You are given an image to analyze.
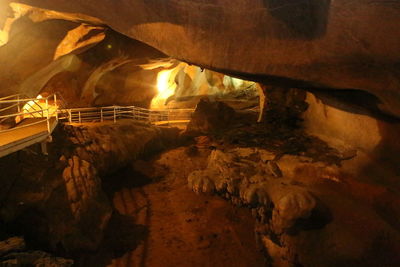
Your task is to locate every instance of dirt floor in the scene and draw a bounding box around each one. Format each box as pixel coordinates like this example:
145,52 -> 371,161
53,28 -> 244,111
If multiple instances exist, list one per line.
75,147 -> 266,267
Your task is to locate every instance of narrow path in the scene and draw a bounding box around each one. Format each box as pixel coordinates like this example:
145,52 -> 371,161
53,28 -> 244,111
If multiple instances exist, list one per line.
0,118 -> 57,157
78,147 -> 265,267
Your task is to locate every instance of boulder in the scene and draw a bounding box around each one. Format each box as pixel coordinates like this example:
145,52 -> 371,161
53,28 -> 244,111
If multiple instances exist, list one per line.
186,99 -> 236,134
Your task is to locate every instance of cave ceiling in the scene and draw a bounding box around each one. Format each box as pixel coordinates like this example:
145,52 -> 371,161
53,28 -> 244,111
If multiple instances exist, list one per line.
0,0 -> 399,117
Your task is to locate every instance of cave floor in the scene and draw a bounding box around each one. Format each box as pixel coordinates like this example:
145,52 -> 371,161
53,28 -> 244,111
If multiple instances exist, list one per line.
76,147 -> 266,267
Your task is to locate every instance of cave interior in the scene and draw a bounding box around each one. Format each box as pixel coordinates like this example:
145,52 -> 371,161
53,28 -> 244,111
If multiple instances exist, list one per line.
0,1 -> 400,266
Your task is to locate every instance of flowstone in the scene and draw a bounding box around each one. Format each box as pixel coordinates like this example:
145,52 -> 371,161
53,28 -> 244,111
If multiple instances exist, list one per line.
187,146 -> 400,266
187,148 -> 319,235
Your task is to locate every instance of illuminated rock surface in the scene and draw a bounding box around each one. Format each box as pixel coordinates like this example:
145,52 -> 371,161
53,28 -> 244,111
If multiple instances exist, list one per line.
0,0 -> 399,266
3,0 -> 400,117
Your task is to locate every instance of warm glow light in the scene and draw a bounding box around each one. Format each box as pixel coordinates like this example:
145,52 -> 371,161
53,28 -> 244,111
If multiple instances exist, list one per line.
21,94 -> 60,119
157,69 -> 173,95
22,94 -> 43,117
151,69 -> 177,108
149,62 -> 258,109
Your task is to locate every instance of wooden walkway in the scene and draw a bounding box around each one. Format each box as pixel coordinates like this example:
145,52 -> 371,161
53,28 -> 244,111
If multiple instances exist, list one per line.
0,118 -> 57,158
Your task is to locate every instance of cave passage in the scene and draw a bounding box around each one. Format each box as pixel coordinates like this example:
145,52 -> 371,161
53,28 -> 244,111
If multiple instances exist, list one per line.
1,1 -> 400,266
75,148 -> 266,267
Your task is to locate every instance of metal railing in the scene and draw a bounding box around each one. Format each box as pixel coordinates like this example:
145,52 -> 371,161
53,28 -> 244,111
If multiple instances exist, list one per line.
63,106 -> 194,125
0,92 -> 194,135
0,94 -> 58,133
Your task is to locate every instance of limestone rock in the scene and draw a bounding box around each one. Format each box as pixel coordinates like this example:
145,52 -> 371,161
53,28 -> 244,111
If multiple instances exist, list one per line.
265,161 -> 283,178
62,155 -> 101,218
187,145 -> 400,266
1,251 -> 73,266
0,237 -> 25,257
242,184 -> 269,207
6,0 -> 400,117
187,148 -> 319,235
0,120 -> 180,253
272,191 -> 317,234
0,237 -> 73,266
187,170 -> 215,194
186,99 -> 236,134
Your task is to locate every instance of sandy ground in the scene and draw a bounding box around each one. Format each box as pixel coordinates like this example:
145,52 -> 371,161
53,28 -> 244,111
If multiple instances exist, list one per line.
76,147 -> 266,267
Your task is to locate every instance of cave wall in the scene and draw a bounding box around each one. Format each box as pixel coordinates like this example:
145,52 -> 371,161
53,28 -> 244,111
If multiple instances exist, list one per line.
94,63 -> 159,107
0,12 -> 168,107
0,17 -> 79,96
302,92 -> 400,188
6,0 -> 400,117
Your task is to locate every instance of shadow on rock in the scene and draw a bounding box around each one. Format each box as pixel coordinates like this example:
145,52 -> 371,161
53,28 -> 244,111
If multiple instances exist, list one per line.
74,212 -> 148,267
102,166 -> 153,198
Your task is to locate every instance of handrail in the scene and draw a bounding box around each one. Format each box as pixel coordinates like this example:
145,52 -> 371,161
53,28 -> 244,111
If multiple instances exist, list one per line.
24,99 -> 43,113
0,93 -> 59,134
0,102 -> 20,113
0,93 -> 57,104
0,94 -> 21,101
63,105 -> 194,125
0,93 -> 193,135
0,118 -> 48,133
0,108 -> 50,119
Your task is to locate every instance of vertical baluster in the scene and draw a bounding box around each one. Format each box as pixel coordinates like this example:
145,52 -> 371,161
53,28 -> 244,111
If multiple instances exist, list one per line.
17,95 -> 20,114
54,94 -> 58,121
46,98 -> 50,133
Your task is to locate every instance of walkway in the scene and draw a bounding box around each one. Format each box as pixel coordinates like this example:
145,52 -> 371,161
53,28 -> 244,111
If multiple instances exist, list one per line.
0,94 -> 58,158
0,94 -> 194,158
0,118 -> 57,158
63,106 -> 194,126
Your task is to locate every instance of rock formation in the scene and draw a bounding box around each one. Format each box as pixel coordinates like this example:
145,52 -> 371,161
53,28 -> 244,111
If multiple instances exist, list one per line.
3,0 -> 400,117
186,99 -> 236,135
0,237 -> 73,266
188,147 -> 400,266
0,0 -> 399,265
0,9 -> 167,106
0,121 -> 180,252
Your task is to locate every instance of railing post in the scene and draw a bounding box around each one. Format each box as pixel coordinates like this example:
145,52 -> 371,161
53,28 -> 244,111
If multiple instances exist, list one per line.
46,98 -> 50,133
113,106 -> 116,123
68,109 -> 72,123
101,108 -> 103,122
41,98 -> 45,118
79,111 -> 81,123
54,94 -> 58,121
17,95 -> 20,114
